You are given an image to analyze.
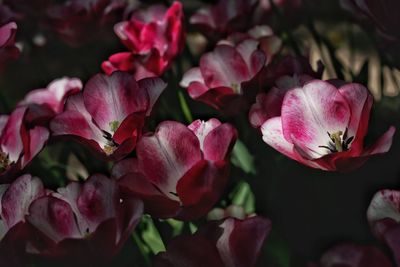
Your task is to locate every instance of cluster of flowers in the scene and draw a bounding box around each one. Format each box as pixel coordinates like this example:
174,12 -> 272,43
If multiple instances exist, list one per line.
0,0 -> 398,266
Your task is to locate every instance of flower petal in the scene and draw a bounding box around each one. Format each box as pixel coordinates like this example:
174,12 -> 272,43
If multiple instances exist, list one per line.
137,77 -> 167,116
136,121 -> 202,199
83,72 -> 149,133
281,80 -> 351,159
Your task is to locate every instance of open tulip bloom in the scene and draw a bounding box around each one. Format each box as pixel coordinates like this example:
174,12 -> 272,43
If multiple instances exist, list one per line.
251,79 -> 395,171
112,119 -> 237,220
0,107 -> 49,182
0,174 -> 143,266
50,71 -> 166,160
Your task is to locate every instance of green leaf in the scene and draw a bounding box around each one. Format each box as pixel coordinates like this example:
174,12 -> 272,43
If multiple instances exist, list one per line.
265,229 -> 291,267
141,216 -> 166,255
231,140 -> 256,175
230,180 -> 256,214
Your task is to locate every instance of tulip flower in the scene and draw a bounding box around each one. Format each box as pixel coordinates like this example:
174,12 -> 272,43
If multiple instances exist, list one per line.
308,243 -> 394,267
367,189 -> 400,265
18,77 -> 82,125
180,40 -> 266,114
153,216 -> 271,267
0,174 -> 45,266
22,174 -> 143,265
254,79 -> 395,171
111,1 -> 184,76
112,119 -> 237,220
0,21 -> 19,70
50,72 -> 166,160
0,107 -> 49,182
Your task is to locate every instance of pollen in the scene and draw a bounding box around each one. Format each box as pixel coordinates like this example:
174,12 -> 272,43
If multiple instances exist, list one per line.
0,151 -> 11,171
103,144 -> 117,156
109,120 -> 120,133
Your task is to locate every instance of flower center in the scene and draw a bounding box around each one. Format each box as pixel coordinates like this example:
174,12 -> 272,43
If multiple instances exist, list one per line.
231,83 -> 241,94
102,131 -> 118,156
0,151 -> 11,172
318,128 -> 354,153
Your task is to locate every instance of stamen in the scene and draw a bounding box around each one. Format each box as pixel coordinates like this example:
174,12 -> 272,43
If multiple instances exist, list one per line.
320,128 -> 354,154
0,151 -> 11,171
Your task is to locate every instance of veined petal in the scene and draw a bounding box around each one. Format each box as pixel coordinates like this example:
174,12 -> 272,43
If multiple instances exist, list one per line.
281,80 -> 351,159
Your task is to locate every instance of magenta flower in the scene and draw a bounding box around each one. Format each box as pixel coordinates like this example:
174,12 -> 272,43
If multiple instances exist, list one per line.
50,72 -> 166,160
367,189 -> 400,265
0,107 -> 49,181
308,243 -> 394,267
0,174 -> 45,266
154,216 -> 271,267
23,174 -> 143,265
112,119 -> 237,220
111,1 -> 184,76
0,21 -> 19,70
256,79 -> 395,171
45,0 -> 126,46
101,51 -> 158,80
18,77 -> 82,125
180,40 -> 266,114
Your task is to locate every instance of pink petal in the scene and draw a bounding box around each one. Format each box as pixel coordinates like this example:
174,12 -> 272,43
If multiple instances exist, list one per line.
27,196 -> 81,242
83,72 -> 149,133
200,44 -> 250,88
188,119 -> 222,151
363,126 -> 396,156
180,67 -> 205,88
1,174 -> 44,229
0,106 -> 26,162
50,93 -> 106,149
367,189 -> 400,239
21,126 -> 49,168
217,216 -> 272,267
203,123 -> 237,162
137,77 -> 167,116
261,117 -> 324,169
338,83 -> 372,152
235,39 -> 266,75
136,121 -> 202,199
281,80 -> 351,159
76,175 -> 118,234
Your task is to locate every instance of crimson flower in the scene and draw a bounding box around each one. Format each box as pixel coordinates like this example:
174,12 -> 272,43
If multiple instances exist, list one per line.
0,174 -> 45,266
180,40 -> 266,114
112,119 -> 237,220
0,21 -> 19,70
50,72 -> 166,160
367,189 -> 400,265
154,216 -> 271,267
18,77 -> 82,125
308,243 -> 394,267
0,107 -> 49,182
106,1 -> 184,77
23,174 -> 143,265
254,79 -> 395,171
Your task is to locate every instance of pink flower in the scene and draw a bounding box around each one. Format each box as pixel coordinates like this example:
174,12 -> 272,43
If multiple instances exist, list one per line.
367,189 -> 400,265
218,25 -> 282,66
0,174 -> 45,266
154,216 -> 271,267
190,0 -> 258,39
180,40 -> 266,114
111,1 -> 184,76
308,243 -> 394,267
101,51 -> 158,80
0,21 -> 19,70
112,119 -> 237,220
50,72 -> 166,160
45,0 -> 127,46
24,174 -> 143,265
255,79 -> 395,171
18,77 -> 82,125
0,107 -> 49,182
